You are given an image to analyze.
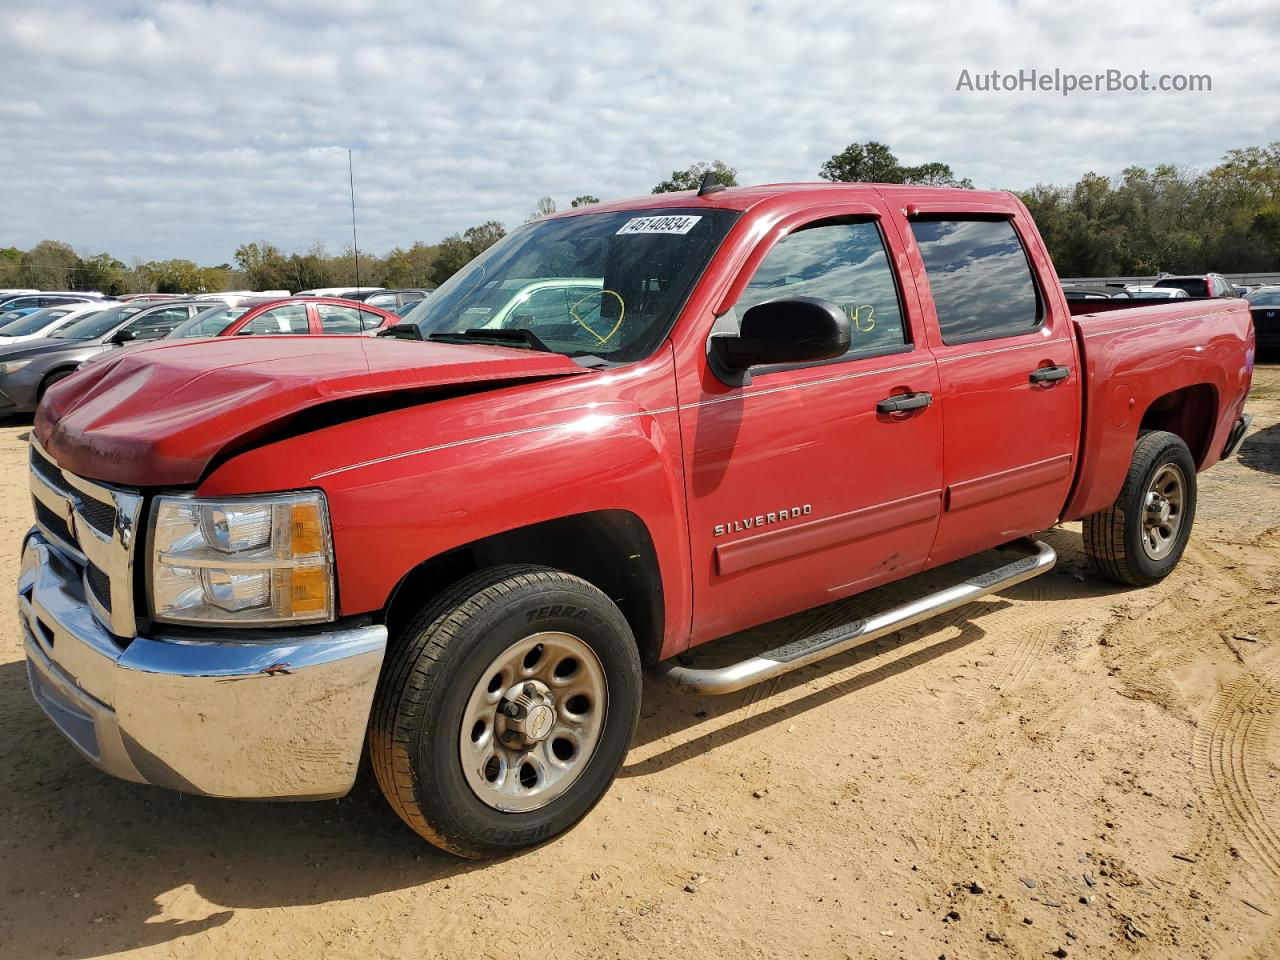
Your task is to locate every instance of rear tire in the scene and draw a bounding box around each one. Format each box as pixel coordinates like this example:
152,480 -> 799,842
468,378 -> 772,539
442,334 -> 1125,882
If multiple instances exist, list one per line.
368,565 -> 641,858
1083,430 -> 1197,586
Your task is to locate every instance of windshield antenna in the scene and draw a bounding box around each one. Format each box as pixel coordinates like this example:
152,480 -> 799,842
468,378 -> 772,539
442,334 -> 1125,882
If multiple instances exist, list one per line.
697,170 -> 726,196
348,149 -> 361,289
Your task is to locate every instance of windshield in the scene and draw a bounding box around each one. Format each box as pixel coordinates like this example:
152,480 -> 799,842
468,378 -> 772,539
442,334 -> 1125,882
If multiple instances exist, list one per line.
52,303 -> 144,339
401,208 -> 739,363
0,306 -> 80,336
169,305 -> 250,338
1247,290 -> 1280,307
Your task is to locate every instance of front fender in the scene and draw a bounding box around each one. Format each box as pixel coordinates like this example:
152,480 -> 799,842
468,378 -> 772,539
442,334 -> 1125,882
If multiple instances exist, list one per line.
199,354 -> 692,657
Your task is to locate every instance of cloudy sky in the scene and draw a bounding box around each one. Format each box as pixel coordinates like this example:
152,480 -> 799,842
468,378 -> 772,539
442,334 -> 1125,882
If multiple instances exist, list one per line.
3,0 -> 1276,265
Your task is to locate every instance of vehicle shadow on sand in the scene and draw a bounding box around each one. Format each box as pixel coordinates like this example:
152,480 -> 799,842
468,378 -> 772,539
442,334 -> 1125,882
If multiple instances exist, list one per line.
0,530 -> 1132,957
624,525 -> 1136,773
1237,420 -> 1280,477
0,655 -> 487,958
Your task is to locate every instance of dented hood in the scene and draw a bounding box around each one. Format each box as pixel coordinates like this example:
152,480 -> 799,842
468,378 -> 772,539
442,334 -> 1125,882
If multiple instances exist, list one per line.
35,335 -> 587,486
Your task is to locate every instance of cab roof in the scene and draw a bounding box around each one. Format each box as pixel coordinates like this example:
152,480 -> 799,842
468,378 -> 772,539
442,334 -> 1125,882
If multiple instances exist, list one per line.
545,182 -> 1013,219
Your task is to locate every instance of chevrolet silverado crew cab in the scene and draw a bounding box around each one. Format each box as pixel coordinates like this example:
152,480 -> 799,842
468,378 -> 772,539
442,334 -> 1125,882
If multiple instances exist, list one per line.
21,183 -> 1254,858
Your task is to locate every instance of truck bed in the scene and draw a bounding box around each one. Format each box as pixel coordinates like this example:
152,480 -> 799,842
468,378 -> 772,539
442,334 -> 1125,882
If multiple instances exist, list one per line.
1063,297 -> 1254,521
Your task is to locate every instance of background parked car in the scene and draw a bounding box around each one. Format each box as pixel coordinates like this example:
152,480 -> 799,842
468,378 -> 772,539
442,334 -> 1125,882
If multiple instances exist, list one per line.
0,301 -> 110,345
1124,285 -> 1191,299
1153,273 -> 1238,297
0,292 -> 105,318
0,300 -> 202,413
224,297 -> 396,335
1062,284 -> 1132,301
362,288 -> 431,309
394,299 -> 427,317
1246,285 -> 1280,353
293,286 -> 386,300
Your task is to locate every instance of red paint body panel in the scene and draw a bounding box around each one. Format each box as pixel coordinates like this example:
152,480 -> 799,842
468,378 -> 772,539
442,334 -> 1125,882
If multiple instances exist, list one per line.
35,336 -> 588,487
1061,299 -> 1254,520
31,183 -> 1254,660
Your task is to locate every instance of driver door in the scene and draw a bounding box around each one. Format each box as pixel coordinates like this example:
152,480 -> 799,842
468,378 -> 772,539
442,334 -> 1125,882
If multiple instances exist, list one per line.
677,206 -> 945,642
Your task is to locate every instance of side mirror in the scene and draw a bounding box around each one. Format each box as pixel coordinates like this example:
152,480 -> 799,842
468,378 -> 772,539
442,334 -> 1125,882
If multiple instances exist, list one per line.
376,322 -> 424,341
109,328 -> 135,345
707,296 -> 850,386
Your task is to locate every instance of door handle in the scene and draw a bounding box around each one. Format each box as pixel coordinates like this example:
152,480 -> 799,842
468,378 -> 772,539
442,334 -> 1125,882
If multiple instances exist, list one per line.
1029,365 -> 1070,384
876,391 -> 933,415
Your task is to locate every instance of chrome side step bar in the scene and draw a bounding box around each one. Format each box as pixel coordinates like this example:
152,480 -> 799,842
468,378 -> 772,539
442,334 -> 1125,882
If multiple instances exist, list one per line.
656,539 -> 1057,695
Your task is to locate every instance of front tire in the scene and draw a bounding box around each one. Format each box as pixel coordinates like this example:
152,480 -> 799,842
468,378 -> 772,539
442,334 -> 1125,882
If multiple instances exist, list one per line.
368,565 -> 641,858
38,369 -> 73,403
1083,430 -> 1197,586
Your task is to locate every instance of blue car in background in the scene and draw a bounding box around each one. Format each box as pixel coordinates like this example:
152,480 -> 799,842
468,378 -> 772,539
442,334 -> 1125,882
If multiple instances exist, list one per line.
0,292 -> 105,321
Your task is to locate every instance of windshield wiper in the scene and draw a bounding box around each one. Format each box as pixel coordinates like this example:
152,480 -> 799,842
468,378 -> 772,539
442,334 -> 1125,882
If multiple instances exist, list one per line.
427,328 -> 553,353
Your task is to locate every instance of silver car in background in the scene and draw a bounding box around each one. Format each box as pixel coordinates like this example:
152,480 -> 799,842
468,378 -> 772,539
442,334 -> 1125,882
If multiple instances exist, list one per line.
0,300 -> 203,414
0,302 -> 111,346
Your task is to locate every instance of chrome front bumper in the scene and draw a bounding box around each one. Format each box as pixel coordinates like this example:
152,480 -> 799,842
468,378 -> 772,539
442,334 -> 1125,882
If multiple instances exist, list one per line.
19,531 -> 388,800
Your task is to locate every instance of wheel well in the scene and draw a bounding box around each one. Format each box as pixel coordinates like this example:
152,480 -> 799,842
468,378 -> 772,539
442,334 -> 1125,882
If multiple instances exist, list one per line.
383,510 -> 665,665
38,366 -> 77,398
1139,383 -> 1218,467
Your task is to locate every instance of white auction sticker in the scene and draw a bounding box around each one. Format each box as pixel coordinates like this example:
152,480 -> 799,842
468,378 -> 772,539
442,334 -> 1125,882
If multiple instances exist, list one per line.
616,215 -> 702,236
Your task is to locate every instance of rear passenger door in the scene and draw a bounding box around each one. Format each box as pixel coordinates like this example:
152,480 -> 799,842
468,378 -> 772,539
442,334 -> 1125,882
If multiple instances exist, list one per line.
898,210 -> 1080,566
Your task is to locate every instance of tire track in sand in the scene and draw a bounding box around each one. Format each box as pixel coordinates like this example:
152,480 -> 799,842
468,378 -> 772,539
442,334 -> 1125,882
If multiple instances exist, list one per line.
1195,668 -> 1280,882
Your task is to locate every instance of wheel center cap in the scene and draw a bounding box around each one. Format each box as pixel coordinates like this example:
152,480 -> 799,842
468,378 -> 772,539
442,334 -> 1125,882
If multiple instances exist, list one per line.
500,680 -> 557,745
1146,494 -> 1170,524
526,704 -> 555,742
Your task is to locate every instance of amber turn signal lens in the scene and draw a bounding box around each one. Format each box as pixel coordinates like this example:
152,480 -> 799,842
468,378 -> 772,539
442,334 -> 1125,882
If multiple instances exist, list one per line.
281,567 -> 329,615
290,503 -> 325,556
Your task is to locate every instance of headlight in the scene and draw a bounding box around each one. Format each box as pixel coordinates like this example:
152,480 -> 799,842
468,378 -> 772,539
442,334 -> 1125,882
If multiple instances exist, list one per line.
149,491 -> 334,626
0,359 -> 32,375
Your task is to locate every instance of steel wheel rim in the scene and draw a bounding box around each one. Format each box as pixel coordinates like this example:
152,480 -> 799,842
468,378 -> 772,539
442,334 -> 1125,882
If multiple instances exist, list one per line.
1140,463 -> 1186,560
459,631 -> 607,813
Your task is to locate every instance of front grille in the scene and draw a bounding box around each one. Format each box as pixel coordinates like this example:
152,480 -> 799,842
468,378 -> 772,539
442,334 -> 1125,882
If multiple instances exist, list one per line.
78,496 -> 117,537
86,563 -> 112,612
31,447 -> 66,492
33,498 -> 74,547
29,441 -> 142,638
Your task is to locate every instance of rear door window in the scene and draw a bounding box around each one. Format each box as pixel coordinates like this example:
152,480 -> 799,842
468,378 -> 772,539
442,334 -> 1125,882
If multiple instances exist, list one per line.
242,304 -> 310,335
125,306 -> 191,340
316,304 -> 368,334
909,218 -> 1042,345
736,220 -> 909,362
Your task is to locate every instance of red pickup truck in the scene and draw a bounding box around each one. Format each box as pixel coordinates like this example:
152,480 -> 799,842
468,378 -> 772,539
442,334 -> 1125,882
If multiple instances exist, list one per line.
22,183 -> 1254,858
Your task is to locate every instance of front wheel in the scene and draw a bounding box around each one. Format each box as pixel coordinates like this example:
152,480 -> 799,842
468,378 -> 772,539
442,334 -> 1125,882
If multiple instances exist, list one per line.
368,565 -> 641,858
1083,430 -> 1197,586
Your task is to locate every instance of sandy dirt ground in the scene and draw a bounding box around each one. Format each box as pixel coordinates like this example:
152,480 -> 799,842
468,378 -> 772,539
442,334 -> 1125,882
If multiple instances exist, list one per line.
1,366 -> 1278,960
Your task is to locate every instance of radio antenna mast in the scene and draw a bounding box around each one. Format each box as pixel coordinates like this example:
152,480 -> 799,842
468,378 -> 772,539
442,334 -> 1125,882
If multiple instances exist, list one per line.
348,149 -> 361,289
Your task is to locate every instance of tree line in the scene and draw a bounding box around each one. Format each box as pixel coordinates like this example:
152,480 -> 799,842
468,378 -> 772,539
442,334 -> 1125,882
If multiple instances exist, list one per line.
3,142 -> 1276,294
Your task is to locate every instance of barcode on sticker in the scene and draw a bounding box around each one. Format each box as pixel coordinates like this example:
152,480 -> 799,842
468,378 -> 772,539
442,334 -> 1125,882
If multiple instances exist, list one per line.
616,215 -> 702,236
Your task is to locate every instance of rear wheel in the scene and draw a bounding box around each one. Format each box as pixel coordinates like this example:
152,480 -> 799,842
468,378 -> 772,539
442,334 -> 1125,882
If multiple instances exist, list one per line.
1083,430 -> 1197,586
368,565 -> 641,858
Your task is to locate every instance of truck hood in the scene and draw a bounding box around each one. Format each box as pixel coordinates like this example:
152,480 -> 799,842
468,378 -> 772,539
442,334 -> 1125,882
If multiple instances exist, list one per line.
35,335 -> 588,486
